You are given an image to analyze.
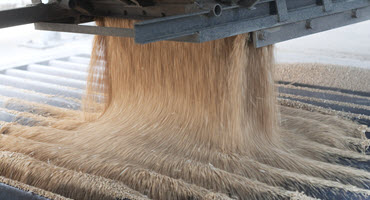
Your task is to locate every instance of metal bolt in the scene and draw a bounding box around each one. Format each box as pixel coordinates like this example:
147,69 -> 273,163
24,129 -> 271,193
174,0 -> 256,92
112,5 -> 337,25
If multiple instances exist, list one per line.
305,20 -> 313,29
257,31 -> 266,41
351,9 -> 358,18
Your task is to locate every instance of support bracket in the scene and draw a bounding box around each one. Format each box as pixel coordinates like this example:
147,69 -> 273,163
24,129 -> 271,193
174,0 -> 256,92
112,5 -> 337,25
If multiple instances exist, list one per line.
275,0 -> 288,22
322,0 -> 333,12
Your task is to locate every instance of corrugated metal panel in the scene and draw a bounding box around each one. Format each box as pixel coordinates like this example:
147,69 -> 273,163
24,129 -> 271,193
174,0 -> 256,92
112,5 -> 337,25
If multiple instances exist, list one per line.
0,54 -> 89,126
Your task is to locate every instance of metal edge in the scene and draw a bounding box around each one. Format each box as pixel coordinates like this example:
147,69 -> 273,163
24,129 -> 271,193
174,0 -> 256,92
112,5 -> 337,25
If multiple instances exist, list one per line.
253,5 -> 370,47
0,183 -> 51,200
134,0 -> 370,44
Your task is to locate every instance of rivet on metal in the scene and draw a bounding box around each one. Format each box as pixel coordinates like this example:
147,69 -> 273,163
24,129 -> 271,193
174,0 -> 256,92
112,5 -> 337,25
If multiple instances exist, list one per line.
305,20 -> 313,29
257,31 -> 266,41
351,9 -> 358,18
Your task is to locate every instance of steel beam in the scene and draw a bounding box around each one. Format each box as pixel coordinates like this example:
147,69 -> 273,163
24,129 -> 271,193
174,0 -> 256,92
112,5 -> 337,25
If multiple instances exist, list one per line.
0,4 -> 75,29
239,0 -> 261,8
16,0 -> 370,48
134,0 -> 370,44
35,22 -> 135,37
275,0 -> 288,22
252,5 -> 370,47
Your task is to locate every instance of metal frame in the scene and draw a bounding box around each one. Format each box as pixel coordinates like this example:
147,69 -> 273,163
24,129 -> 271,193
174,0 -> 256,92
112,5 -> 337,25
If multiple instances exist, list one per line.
35,23 -> 134,37
1,0 -> 370,47
0,3 -> 78,29
253,5 -> 370,47
239,0 -> 261,7
133,0 -> 370,44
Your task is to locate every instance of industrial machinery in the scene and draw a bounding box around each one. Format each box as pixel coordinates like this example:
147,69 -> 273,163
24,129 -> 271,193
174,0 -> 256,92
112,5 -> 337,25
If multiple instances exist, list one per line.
1,0 -> 370,47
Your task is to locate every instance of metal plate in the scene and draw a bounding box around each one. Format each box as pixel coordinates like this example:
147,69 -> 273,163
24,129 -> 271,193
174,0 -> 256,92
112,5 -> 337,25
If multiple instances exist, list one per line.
0,183 -> 50,200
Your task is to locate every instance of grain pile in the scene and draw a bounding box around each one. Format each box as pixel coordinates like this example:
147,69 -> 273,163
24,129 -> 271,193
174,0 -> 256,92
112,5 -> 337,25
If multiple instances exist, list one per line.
276,63 -> 370,93
0,18 -> 369,200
